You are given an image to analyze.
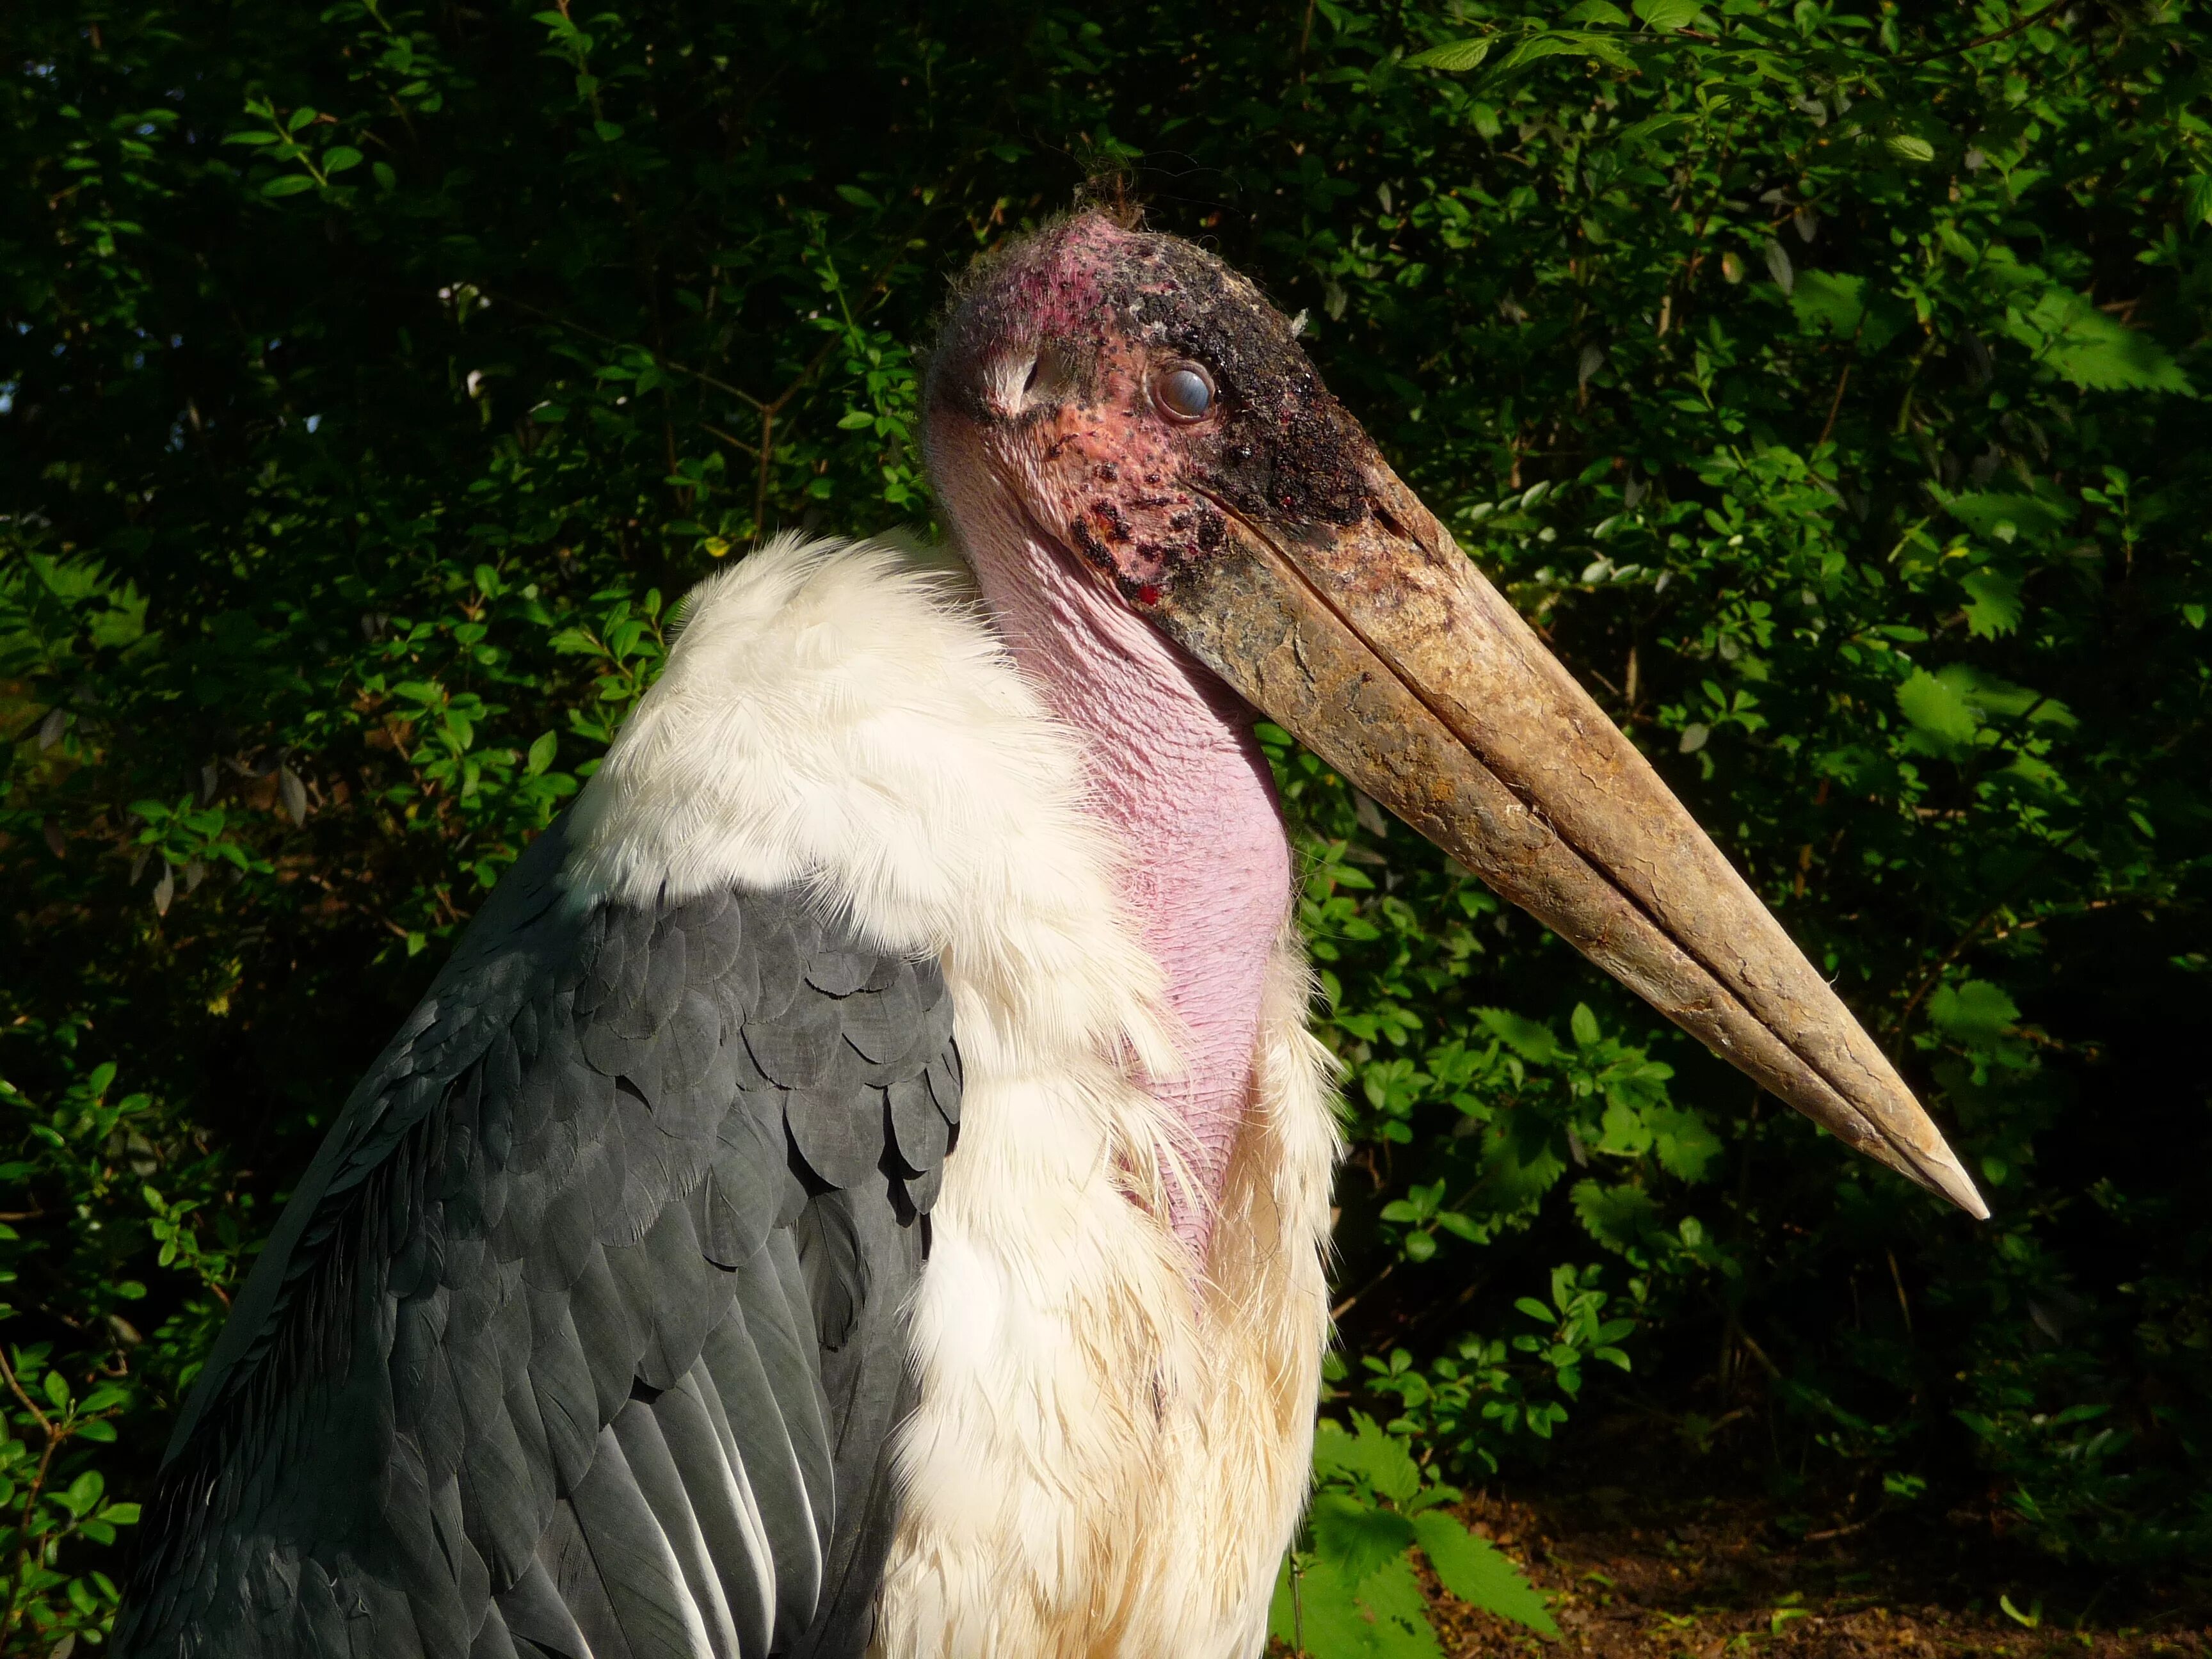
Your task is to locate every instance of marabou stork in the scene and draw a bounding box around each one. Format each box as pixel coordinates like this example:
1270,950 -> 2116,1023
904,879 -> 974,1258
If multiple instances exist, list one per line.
120,213 -> 1984,1659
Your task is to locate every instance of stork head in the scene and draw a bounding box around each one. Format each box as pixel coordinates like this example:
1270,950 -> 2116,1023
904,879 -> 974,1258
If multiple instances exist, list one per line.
926,212 -> 1985,1218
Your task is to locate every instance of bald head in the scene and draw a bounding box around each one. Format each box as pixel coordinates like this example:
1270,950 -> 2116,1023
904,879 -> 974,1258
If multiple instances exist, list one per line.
927,214 -> 1381,609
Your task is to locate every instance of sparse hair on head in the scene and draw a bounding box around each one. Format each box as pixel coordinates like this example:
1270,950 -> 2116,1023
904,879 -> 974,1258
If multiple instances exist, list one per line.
1073,161 -> 1146,230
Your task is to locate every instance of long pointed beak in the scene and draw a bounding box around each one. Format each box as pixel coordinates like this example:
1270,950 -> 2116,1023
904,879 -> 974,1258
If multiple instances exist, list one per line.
1154,460 -> 1987,1219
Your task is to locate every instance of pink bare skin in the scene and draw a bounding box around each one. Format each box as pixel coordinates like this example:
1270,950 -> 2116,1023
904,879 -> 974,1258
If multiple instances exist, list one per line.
932,447 -> 1290,1263
927,230 -> 1292,1263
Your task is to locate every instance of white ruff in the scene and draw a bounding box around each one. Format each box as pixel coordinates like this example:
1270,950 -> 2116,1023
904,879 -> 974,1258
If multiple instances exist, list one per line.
566,535 -> 1342,1658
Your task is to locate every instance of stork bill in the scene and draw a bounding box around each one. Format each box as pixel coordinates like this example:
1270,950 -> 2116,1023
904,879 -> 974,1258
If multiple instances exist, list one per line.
120,212 -> 1978,1659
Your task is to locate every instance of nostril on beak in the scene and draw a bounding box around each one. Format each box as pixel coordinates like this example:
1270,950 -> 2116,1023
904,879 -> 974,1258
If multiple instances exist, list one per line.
1022,357 -> 1041,396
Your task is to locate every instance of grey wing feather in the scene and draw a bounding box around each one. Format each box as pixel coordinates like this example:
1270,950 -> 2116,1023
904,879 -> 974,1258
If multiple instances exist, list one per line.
118,810 -> 961,1659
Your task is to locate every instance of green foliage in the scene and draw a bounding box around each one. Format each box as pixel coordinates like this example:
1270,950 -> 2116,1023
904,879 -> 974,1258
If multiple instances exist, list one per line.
3,0 -> 2210,1641
1270,1414 -> 1558,1655
0,1058 -> 240,1650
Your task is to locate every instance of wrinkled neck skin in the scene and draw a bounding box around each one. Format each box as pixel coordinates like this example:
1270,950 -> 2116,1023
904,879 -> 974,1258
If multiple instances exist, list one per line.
952,493 -> 1292,1265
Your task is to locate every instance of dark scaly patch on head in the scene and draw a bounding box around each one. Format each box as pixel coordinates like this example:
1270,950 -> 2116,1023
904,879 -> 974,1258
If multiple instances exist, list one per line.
1086,232 -> 1374,530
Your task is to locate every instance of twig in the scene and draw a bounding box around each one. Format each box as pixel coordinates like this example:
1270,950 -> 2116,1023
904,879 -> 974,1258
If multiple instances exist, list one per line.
700,421 -> 760,458
1985,897 -> 2121,944
1735,1326 -> 1783,1379
495,296 -> 769,409
1816,363 -> 1851,449
1331,1262 -> 1395,1322
0,1345 -> 63,1645
498,266 -> 885,545
1888,832 -> 2081,1036
1903,0 -> 2074,65
1803,1516 -> 1875,1543
0,1346 -> 51,1434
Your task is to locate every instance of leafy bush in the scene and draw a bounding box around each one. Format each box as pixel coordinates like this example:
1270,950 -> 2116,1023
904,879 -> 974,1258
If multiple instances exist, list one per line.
1272,1415 -> 1559,1656
3,0 -> 2209,1646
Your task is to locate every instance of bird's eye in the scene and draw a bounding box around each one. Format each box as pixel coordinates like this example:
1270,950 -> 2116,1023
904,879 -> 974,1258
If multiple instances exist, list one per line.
1152,362 -> 1215,423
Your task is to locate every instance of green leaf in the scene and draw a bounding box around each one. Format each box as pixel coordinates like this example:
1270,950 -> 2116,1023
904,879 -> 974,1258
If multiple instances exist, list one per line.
1411,1511 -> 1560,1637
835,183 -> 883,210
1310,1492 -> 1417,1582
1493,33 -> 1606,76
1564,0 -> 1631,21
2184,173 -> 2212,228
1406,36 -> 1492,71
1597,1098 -> 1652,1155
1896,669 -> 1979,748
1885,133 -> 1936,164
1946,492 -> 2072,543
1475,1007 -> 1558,1063
526,731 -> 558,775
1632,0 -> 1699,30
1899,663 -> 2073,749
1617,113 -> 1690,147
2003,287 -> 2193,393
322,146 -> 364,174
1960,570 -> 2024,638
1928,979 -> 2019,1045
1648,1106 -> 1722,1182
1273,1552 -> 1445,1658
1569,1004 -> 1600,1047
1572,1179 -> 1663,1253
1313,1416 -> 1423,1504
260,173 -> 316,198
1436,1210 -> 1482,1242
1789,270 -> 1903,353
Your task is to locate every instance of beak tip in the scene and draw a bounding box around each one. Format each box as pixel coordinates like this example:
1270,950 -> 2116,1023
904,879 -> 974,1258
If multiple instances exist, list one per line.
1910,1141 -> 1991,1221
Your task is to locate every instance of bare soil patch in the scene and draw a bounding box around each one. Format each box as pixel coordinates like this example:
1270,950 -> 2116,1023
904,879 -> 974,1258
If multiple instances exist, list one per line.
1408,1483 -> 2206,1659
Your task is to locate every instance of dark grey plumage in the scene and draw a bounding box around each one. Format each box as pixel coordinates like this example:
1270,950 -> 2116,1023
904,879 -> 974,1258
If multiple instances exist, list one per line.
118,815 -> 959,1659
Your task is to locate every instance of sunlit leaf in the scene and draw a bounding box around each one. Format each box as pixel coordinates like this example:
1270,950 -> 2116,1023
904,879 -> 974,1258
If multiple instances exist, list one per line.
1310,1493 -> 1416,1582
1928,979 -> 2019,1044
2004,287 -> 2193,393
1406,37 -> 1491,71
1632,0 -> 1699,29
1411,1511 -> 1560,1636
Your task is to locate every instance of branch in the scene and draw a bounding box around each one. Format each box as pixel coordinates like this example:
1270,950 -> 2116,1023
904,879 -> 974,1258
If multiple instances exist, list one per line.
0,1347 -> 51,1436
1816,362 -> 1852,449
1903,0 -> 2076,66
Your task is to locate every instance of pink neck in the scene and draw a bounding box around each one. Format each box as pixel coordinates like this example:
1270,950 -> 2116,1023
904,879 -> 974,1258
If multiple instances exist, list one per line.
967,522 -> 1293,1263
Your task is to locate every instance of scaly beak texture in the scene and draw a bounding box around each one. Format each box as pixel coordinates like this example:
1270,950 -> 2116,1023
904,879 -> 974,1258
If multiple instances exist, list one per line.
1155,459 -> 1987,1219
